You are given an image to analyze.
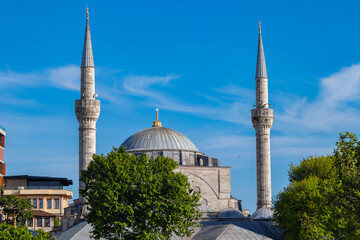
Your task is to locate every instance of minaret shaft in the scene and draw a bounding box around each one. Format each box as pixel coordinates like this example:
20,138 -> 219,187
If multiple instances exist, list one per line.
81,68 -> 96,99
255,78 -> 269,108
75,11 -> 100,204
252,26 -> 273,211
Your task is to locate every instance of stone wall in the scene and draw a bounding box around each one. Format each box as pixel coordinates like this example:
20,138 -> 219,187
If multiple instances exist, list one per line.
176,166 -> 238,211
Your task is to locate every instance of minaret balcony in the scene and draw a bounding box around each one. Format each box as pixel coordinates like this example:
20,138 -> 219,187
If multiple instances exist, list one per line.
251,108 -> 274,129
75,99 -> 100,121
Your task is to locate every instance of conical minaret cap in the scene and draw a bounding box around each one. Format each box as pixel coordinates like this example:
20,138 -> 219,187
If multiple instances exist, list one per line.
81,7 -> 94,68
255,22 -> 267,79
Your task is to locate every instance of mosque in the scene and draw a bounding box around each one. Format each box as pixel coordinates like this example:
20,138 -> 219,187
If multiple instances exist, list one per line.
56,9 -> 282,240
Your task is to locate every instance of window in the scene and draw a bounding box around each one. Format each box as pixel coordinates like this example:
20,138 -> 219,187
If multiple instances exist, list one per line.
39,199 -> 43,208
33,199 -> 37,208
44,218 -> 50,227
0,134 -> 4,148
28,218 -> 33,227
37,218 -> 42,227
55,199 -> 59,209
47,199 -> 52,209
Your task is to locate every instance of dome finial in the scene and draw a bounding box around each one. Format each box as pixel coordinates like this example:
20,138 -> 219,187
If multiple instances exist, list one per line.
152,108 -> 162,127
258,20 -> 261,33
86,6 -> 89,20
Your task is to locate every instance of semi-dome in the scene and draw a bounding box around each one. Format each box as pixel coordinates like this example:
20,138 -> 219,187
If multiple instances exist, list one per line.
121,109 -> 198,152
122,126 -> 198,152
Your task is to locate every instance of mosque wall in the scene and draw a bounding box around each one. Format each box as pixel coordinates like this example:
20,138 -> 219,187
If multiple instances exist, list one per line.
176,166 -> 236,211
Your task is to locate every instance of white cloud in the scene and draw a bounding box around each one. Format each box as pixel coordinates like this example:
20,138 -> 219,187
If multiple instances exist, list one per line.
123,74 -> 180,95
47,65 -> 79,91
319,63 -> 360,105
122,75 -> 253,124
122,74 -> 210,113
0,65 -> 80,91
0,69 -> 45,88
275,63 -> 360,134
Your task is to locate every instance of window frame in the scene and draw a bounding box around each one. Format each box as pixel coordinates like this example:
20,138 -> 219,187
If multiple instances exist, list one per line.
33,199 -> 37,208
54,199 -> 60,209
47,199 -> 52,209
28,218 -> 33,227
37,218 -> 42,227
44,217 -> 50,227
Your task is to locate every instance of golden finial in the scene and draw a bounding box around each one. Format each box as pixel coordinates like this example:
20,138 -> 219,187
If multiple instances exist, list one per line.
258,21 -> 261,33
152,108 -> 162,127
86,6 -> 89,20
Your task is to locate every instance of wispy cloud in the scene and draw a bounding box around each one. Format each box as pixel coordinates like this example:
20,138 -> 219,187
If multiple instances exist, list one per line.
276,63 -> 360,133
0,70 -> 45,88
123,74 -> 180,97
123,74 -> 211,113
0,65 -> 80,91
122,74 -> 253,124
3,62 -> 360,134
47,65 -> 79,90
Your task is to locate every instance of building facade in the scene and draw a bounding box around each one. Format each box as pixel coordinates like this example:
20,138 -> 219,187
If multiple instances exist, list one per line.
0,125 -> 6,188
3,175 -> 73,232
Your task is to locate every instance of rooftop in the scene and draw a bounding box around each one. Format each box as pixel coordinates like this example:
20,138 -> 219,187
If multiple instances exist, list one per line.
5,175 -> 73,186
31,210 -> 57,217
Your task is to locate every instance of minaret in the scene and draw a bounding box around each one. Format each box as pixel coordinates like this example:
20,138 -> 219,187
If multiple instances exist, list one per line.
251,22 -> 274,220
75,8 -> 100,204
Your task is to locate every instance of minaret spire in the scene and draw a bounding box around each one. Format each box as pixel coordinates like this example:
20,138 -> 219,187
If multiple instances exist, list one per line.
75,7 -> 100,204
255,21 -> 267,80
251,23 -> 274,220
81,7 -> 94,68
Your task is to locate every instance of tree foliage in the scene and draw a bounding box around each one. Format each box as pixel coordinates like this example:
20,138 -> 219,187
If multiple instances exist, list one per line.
80,147 -> 201,240
0,195 -> 33,227
274,132 -> 360,240
54,216 -> 60,227
333,132 -> 360,236
0,222 -> 53,239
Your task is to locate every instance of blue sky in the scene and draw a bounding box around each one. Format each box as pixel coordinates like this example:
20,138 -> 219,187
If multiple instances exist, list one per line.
1,0 -> 360,213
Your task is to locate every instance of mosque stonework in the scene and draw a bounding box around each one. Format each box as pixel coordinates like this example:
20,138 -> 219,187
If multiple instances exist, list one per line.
75,9 -> 100,204
251,23 -> 274,219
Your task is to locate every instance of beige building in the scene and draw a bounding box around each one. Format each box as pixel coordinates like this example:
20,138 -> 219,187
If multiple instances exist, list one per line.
3,175 -> 73,232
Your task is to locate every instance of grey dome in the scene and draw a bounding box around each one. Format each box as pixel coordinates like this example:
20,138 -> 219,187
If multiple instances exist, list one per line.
122,126 -> 199,152
251,207 -> 274,220
218,208 -> 246,219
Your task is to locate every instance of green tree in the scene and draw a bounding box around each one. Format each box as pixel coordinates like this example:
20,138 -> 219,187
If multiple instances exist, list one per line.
333,132 -> 360,236
0,195 -> 33,227
0,222 -> 54,240
274,132 -> 360,240
54,216 -> 60,227
80,147 -> 201,240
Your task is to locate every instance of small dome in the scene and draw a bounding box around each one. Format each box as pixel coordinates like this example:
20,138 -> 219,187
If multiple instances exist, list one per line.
251,207 -> 274,220
218,207 -> 246,219
122,126 -> 199,152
